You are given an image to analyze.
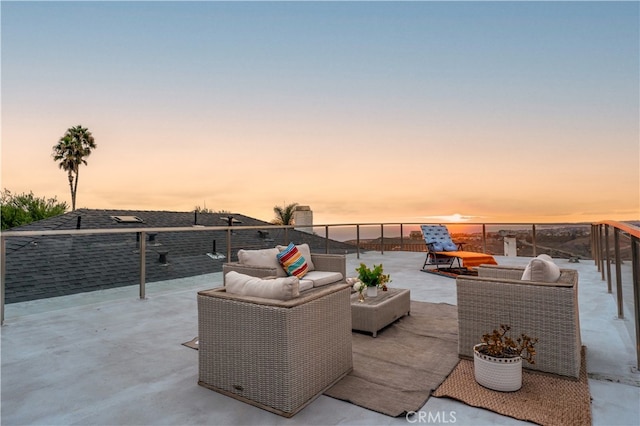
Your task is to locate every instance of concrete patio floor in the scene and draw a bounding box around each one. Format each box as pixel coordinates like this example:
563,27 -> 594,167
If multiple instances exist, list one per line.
2,252 -> 639,425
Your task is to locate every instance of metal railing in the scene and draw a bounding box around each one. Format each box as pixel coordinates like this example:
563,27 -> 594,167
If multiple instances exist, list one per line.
316,222 -> 595,259
0,220 -> 633,328
0,224 -> 300,325
591,220 -> 640,369
0,221 -> 592,323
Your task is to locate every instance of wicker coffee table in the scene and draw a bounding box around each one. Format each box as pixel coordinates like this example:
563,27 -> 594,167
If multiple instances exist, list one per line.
350,288 -> 410,337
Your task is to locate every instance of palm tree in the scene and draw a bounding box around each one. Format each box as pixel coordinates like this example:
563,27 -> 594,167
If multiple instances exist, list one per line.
272,202 -> 298,225
52,125 -> 97,210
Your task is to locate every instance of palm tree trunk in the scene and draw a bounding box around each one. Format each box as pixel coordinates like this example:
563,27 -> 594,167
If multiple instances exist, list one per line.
73,169 -> 80,211
68,171 -> 75,211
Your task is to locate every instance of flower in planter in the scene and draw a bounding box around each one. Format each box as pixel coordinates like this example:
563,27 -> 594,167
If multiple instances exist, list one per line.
352,281 -> 365,293
355,263 -> 391,290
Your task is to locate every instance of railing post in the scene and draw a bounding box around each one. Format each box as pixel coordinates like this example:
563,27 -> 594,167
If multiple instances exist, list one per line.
591,225 -> 598,267
614,228 -> 624,318
227,228 -> 232,261
597,225 -> 602,268
139,231 -> 146,299
595,224 -> 600,267
631,236 -> 640,371
532,224 -> 537,257
356,225 -> 360,259
605,225 -> 612,293
400,224 -> 404,251
599,225 -> 606,280
1,235 -> 5,325
482,224 -> 487,253
325,225 -> 329,254
380,224 -> 384,255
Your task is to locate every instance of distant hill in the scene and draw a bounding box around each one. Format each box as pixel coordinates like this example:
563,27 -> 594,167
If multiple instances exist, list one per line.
346,225 -> 617,260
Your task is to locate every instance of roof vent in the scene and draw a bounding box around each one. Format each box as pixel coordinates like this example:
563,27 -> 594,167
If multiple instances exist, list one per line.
220,216 -> 242,226
111,215 -> 144,223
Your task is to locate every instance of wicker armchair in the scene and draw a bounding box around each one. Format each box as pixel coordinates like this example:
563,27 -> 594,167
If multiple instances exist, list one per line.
222,253 -> 346,285
456,265 -> 582,378
197,283 -> 353,417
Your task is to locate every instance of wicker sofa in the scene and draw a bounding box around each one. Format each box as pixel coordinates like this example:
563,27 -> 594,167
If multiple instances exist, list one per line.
197,283 -> 353,417
456,264 -> 582,378
222,245 -> 347,291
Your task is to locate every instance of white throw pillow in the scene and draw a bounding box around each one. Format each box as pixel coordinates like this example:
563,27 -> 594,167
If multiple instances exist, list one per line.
225,271 -> 299,300
521,255 -> 561,282
536,254 -> 553,262
276,243 -> 315,271
237,248 -> 287,277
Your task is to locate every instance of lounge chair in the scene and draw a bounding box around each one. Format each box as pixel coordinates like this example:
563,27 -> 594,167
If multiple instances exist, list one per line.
420,224 -> 497,271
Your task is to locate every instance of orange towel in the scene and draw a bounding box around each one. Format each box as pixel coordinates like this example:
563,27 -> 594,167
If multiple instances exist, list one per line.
435,251 -> 498,268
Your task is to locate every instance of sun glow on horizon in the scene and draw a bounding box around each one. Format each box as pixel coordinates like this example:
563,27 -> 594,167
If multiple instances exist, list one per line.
421,213 -> 476,223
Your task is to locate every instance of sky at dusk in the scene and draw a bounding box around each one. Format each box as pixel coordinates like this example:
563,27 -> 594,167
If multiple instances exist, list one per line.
2,1 -> 639,225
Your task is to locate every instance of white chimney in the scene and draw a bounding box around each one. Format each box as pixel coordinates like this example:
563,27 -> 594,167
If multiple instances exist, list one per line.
293,205 -> 313,234
504,236 -> 517,256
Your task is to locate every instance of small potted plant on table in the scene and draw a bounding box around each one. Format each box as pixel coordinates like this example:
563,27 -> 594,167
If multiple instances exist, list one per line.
355,263 -> 391,298
473,324 -> 538,392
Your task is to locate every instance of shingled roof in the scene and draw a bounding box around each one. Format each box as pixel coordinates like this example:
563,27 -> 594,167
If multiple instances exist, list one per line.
4,209 -> 354,303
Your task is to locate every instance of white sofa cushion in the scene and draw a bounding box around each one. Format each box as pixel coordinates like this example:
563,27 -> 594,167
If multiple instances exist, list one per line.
277,243 -> 315,271
237,247 -> 287,277
225,271 -> 299,300
297,279 -> 314,292
521,255 -> 561,282
301,270 -> 344,288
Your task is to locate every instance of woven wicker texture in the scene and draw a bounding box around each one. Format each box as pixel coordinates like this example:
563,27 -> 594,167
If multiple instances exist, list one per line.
478,264 -> 531,280
350,288 -> 410,337
433,347 -> 591,426
197,283 -> 352,417
457,267 -> 582,378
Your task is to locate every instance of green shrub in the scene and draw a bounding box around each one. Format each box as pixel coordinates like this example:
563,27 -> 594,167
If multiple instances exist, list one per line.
1,189 -> 68,230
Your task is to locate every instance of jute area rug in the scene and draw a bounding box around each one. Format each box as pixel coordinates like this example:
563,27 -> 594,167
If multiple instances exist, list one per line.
323,301 -> 459,417
433,347 -> 592,426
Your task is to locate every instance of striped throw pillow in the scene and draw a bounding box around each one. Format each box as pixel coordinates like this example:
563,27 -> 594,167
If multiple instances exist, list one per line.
276,243 -> 308,278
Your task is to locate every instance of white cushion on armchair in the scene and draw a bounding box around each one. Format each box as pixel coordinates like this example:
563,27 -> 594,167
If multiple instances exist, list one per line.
225,271 -> 300,300
521,254 -> 561,282
300,270 -> 344,288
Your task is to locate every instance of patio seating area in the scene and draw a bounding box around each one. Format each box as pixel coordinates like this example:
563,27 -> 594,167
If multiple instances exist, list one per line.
1,251 -> 639,425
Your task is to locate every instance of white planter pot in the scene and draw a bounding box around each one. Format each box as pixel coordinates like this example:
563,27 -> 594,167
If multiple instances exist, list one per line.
473,343 -> 522,392
366,286 -> 378,297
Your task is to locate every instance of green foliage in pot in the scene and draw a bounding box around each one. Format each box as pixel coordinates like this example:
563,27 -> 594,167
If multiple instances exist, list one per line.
355,263 -> 391,288
478,324 -> 538,364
